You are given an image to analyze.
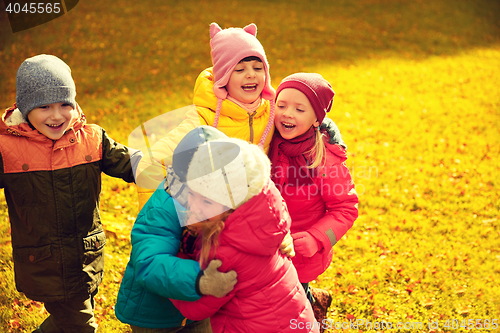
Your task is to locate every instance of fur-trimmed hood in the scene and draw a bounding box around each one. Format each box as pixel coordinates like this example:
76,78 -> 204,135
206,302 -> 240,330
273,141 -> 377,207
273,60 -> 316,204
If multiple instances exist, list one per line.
1,103 -> 86,141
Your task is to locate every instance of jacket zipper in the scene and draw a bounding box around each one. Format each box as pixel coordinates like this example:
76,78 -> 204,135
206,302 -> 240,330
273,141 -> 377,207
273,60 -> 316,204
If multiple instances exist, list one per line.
248,111 -> 257,144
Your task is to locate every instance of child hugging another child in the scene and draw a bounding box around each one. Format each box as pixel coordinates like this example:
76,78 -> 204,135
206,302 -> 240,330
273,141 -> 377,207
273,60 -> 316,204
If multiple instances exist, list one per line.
269,73 -> 359,331
135,22 -> 344,209
0,54 -> 143,332
116,126 -> 317,332
169,127 -> 318,333
135,22 -> 276,208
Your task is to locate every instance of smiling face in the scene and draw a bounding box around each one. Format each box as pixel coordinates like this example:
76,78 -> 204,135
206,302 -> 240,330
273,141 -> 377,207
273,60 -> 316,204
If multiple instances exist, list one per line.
27,102 -> 78,140
274,88 -> 320,140
226,59 -> 266,104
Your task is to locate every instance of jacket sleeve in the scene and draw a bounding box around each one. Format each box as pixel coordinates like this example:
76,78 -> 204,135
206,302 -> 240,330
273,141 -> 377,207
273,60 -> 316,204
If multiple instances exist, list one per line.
169,249 -> 238,321
148,106 -> 207,167
0,152 -> 4,188
135,106 -> 207,209
130,180 -> 202,301
308,153 -> 359,252
170,292 -> 235,321
101,128 -> 143,183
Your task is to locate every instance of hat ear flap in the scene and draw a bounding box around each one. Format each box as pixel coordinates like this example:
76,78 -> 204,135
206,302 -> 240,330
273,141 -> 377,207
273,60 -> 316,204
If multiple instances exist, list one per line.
210,22 -> 222,39
243,23 -> 257,37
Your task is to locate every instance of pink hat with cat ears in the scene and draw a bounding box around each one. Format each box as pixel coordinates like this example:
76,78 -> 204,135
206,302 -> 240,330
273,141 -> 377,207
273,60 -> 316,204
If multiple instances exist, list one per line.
210,22 -> 275,101
209,22 -> 275,149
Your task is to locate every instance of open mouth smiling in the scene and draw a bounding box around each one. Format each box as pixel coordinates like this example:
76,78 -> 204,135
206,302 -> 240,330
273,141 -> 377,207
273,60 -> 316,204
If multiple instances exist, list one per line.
282,122 -> 295,129
47,123 -> 64,129
242,84 -> 257,91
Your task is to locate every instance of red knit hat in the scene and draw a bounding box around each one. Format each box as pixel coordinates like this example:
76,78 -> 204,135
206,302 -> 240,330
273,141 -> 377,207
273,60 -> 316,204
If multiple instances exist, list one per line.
275,73 -> 335,124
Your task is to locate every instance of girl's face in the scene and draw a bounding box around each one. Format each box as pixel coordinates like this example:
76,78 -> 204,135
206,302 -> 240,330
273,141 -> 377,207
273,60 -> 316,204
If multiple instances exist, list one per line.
28,102 -> 78,140
274,88 -> 319,140
187,189 -> 229,224
226,60 -> 265,104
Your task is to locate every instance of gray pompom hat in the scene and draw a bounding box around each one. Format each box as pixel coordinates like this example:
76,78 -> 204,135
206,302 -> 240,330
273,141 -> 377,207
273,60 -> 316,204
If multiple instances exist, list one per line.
16,54 -> 76,119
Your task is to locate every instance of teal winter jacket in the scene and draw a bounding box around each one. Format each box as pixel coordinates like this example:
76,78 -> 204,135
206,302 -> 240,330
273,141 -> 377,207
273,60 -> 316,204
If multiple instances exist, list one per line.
115,180 -> 202,328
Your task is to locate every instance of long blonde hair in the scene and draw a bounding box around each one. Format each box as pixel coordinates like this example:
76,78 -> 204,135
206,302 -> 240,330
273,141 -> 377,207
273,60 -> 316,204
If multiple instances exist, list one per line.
188,210 -> 234,268
306,129 -> 327,169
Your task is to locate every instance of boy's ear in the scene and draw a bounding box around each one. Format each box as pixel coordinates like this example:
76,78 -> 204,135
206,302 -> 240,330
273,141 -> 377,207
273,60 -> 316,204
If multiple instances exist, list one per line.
210,22 -> 222,39
243,23 -> 257,37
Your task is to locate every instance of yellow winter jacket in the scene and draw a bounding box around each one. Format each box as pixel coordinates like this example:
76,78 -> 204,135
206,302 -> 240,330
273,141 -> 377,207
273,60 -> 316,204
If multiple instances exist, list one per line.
136,67 -> 274,209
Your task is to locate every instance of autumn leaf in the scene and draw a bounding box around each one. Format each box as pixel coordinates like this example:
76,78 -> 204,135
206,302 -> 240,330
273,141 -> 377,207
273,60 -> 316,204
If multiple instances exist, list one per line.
421,299 -> 434,309
456,305 -> 471,316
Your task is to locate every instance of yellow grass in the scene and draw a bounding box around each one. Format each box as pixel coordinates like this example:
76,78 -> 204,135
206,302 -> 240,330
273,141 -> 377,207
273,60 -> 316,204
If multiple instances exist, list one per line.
1,0 -> 499,331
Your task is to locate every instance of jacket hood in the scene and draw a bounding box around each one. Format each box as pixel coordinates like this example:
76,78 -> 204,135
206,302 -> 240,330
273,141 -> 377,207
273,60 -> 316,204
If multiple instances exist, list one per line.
1,103 -> 86,141
218,179 -> 290,256
325,138 -> 348,161
193,67 -> 270,122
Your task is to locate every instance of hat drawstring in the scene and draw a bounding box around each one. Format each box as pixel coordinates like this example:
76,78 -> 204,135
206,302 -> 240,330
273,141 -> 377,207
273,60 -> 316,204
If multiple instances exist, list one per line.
214,97 -> 274,150
212,98 -> 223,128
258,99 -> 275,150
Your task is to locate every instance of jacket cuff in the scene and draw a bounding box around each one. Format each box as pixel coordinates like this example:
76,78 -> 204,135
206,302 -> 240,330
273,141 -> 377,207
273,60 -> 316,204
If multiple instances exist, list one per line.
195,270 -> 204,296
309,226 -> 337,252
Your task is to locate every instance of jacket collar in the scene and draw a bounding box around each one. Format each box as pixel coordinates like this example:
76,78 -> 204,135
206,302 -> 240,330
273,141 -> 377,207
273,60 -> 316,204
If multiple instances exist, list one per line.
193,67 -> 269,121
1,103 -> 86,144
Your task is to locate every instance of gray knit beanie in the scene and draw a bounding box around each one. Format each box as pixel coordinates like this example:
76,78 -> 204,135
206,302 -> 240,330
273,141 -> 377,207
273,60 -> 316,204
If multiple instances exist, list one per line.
16,54 -> 76,119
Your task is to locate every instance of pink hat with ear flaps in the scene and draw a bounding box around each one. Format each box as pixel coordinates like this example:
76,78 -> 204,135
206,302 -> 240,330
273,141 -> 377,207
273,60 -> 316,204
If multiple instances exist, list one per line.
209,22 -> 276,149
210,22 -> 275,101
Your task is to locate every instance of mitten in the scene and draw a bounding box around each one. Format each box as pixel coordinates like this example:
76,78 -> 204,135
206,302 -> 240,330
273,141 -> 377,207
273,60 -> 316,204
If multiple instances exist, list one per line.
320,117 -> 346,149
292,231 -> 323,258
279,232 -> 295,258
198,260 -> 237,298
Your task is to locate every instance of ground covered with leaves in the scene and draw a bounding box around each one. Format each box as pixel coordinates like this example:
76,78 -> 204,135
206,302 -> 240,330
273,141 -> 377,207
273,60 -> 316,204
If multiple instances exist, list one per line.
0,0 -> 499,332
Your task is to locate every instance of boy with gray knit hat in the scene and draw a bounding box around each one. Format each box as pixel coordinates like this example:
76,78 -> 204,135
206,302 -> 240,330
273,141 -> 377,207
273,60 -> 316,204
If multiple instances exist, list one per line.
0,54 -> 145,332
16,54 -> 77,120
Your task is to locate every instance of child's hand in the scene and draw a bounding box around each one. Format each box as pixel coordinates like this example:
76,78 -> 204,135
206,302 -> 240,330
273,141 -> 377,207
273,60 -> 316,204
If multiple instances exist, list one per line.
199,260 -> 237,298
279,232 -> 295,258
292,231 -> 322,257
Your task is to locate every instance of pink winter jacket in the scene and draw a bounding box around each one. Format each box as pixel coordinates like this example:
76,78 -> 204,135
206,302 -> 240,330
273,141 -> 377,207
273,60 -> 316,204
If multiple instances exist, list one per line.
171,180 -> 318,333
271,140 -> 359,283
